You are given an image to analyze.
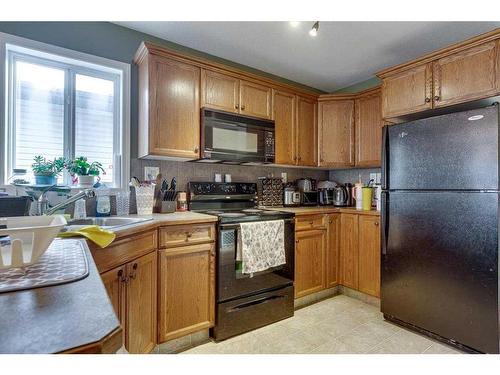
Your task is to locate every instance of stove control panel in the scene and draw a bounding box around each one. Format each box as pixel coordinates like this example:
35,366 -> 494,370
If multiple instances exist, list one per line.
189,182 -> 257,196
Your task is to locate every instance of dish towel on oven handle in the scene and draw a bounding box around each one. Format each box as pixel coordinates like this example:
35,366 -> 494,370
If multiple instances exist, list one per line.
238,219 -> 285,275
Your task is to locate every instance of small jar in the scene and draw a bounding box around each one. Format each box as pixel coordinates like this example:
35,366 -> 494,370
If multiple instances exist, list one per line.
177,192 -> 188,212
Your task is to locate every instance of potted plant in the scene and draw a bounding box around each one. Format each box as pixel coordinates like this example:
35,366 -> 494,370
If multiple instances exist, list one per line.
31,156 -> 66,185
66,156 -> 106,187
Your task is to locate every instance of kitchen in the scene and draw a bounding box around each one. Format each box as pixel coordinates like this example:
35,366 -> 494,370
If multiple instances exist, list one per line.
0,4 -> 499,372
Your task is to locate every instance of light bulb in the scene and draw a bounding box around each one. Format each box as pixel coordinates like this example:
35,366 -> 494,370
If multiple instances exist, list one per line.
309,21 -> 319,37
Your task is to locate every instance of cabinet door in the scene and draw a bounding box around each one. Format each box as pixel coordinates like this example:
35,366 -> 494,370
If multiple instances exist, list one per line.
326,214 -> 341,288
239,80 -> 272,119
381,63 -> 432,119
158,242 -> 215,343
101,265 -> 126,326
433,41 -> 499,108
296,96 -> 318,167
201,69 -> 240,113
149,55 -> 200,158
126,251 -> 157,354
355,92 -> 383,167
358,215 -> 381,297
272,89 -> 297,165
318,99 -> 355,168
295,229 -> 326,298
340,214 -> 359,290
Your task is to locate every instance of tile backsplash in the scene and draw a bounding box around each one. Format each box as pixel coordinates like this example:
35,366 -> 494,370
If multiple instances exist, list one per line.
131,159 -> 329,190
329,168 -> 381,185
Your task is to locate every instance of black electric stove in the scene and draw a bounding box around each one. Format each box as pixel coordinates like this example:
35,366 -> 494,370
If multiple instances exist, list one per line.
188,181 -> 295,341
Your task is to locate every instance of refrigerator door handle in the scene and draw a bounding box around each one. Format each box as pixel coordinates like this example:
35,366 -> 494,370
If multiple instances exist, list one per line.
381,191 -> 389,255
381,125 -> 389,190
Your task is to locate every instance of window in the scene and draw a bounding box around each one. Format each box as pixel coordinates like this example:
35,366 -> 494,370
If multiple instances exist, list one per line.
2,35 -> 130,188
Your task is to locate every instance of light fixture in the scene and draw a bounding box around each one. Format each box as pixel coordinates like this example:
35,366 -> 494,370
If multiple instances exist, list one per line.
309,21 -> 319,37
290,21 -> 300,28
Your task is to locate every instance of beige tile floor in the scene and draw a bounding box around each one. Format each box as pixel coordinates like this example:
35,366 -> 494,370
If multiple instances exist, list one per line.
182,295 -> 464,354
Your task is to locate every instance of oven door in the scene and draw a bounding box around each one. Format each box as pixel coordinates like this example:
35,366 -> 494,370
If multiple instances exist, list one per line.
217,218 -> 294,303
201,109 -> 275,163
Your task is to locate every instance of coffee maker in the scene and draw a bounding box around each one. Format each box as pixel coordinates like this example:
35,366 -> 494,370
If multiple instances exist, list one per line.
295,178 -> 318,206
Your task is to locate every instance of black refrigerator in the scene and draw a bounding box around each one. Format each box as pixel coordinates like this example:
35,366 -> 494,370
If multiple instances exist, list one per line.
381,104 -> 500,354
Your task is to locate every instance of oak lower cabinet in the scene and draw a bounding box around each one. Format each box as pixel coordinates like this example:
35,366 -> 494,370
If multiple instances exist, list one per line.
101,251 -> 157,354
318,99 -> 355,168
295,229 -> 326,298
358,215 -> 381,297
158,242 -> 215,343
340,214 -> 359,290
325,214 -> 341,288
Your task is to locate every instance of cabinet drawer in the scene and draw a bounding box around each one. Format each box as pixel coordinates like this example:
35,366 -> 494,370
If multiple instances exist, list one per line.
295,215 -> 326,231
91,230 -> 157,273
159,224 -> 215,248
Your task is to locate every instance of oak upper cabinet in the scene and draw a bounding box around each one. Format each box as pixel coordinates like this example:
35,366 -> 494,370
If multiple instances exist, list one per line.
358,215 -> 381,298
137,49 -> 201,159
318,99 -> 355,168
201,69 -> 240,113
326,214 -> 341,288
340,214 -> 359,290
239,80 -> 272,119
295,229 -> 326,298
272,89 -> 297,165
101,252 -> 157,354
296,96 -> 318,167
380,63 -> 433,119
432,41 -> 499,108
355,90 -> 383,167
158,242 -> 215,343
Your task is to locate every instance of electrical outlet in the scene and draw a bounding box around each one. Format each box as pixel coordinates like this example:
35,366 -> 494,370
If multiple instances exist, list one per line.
281,172 -> 287,184
144,166 -> 159,181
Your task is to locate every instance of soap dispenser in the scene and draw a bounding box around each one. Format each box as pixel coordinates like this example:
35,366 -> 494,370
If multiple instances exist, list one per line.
95,187 -> 111,217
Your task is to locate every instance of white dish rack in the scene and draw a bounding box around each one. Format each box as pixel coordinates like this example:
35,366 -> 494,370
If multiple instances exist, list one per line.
0,215 -> 67,270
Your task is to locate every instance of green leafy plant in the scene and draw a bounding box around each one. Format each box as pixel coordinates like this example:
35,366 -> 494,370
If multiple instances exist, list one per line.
31,155 -> 66,176
66,156 -> 105,177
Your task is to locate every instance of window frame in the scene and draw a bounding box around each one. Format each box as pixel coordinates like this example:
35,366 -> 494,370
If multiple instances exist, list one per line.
0,32 -> 130,189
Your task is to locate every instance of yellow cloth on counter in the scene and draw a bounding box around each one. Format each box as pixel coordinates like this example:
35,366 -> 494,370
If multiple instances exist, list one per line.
58,225 -> 116,248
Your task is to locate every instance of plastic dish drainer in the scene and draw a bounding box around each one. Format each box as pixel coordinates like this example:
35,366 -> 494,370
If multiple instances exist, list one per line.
0,215 -> 67,270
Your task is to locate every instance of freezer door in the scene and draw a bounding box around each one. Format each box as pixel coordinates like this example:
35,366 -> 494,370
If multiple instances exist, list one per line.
384,105 -> 498,190
381,191 -> 499,353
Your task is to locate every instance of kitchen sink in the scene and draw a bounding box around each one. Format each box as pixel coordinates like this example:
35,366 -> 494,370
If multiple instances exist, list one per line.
65,217 -> 153,229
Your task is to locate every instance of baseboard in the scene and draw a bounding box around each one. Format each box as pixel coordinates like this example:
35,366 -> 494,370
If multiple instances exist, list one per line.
155,329 -> 210,354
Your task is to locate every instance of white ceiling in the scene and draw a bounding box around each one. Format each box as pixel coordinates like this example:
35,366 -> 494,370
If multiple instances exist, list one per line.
116,21 -> 500,92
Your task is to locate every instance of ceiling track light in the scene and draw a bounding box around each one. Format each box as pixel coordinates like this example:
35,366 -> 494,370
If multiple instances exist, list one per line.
309,21 -> 319,37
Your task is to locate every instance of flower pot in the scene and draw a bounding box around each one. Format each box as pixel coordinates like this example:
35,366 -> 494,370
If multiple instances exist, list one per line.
77,175 -> 95,188
34,174 -> 57,186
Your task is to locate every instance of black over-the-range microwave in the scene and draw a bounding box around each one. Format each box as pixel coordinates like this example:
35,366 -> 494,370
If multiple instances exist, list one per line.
199,108 -> 275,164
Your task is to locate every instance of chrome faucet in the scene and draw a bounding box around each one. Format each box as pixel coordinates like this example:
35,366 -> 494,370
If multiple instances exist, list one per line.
38,186 -> 96,215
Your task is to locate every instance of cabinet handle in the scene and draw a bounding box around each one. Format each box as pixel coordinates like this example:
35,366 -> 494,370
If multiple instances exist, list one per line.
130,263 -> 138,280
425,97 -> 431,103
295,240 -> 299,244
374,222 -> 379,226
309,221 -> 314,225
118,269 -> 128,283
241,105 -> 246,110
329,220 -> 333,224
320,158 -> 324,163
434,95 -> 440,101
194,147 -> 199,153
185,231 -> 193,238
298,156 -> 302,161
235,104 -> 239,109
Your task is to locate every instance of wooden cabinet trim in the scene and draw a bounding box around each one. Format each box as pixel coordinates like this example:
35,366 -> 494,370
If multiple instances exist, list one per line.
376,28 -> 500,77
135,42 -> 320,100
91,230 -> 157,273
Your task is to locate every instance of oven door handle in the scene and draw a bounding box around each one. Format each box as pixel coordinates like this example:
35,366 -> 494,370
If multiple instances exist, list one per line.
219,217 -> 294,229
227,295 -> 285,313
